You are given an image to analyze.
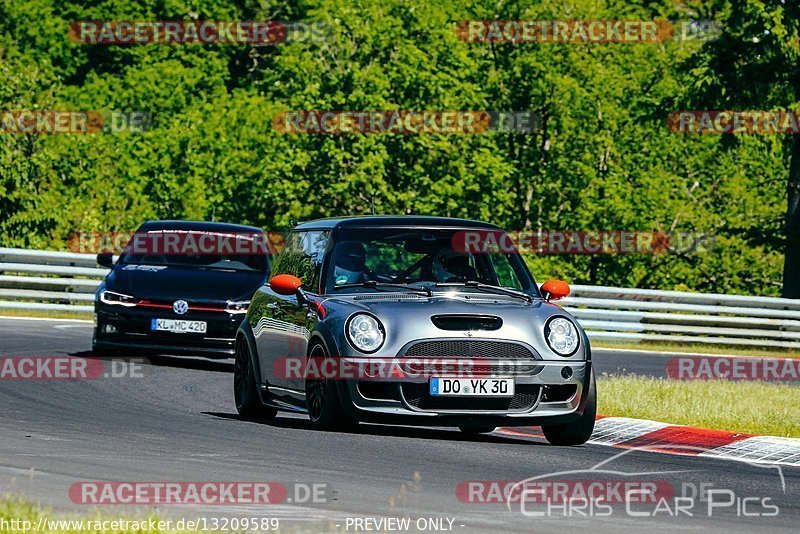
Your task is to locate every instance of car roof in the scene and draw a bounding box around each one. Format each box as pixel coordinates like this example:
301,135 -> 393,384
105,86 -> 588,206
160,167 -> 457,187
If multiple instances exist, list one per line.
294,215 -> 502,231
136,220 -> 264,233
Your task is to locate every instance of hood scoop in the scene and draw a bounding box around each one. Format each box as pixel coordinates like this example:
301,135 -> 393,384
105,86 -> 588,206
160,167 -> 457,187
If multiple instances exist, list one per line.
431,314 -> 503,331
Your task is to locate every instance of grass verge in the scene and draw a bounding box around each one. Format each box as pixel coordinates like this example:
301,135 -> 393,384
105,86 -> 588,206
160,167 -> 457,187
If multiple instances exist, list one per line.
594,340 -> 800,360
0,309 -> 92,321
0,496 -> 178,533
598,374 -> 800,438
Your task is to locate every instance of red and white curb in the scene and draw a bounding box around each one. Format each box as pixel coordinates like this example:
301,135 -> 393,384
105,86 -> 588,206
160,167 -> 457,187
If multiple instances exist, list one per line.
498,417 -> 800,467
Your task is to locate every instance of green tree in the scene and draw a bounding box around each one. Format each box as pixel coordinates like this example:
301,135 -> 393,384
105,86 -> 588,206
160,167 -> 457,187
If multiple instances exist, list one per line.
680,0 -> 800,296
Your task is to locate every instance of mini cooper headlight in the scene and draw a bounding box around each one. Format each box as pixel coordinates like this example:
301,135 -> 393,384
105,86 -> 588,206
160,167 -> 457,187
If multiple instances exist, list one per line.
346,313 -> 385,353
545,316 -> 579,356
99,290 -> 137,307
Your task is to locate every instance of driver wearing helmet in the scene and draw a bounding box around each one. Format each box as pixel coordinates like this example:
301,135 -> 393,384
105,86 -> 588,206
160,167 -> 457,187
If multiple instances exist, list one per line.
333,241 -> 368,285
432,249 -> 476,283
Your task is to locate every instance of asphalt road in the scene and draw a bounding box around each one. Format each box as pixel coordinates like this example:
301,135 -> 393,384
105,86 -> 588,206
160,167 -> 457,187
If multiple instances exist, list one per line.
0,317 -> 797,533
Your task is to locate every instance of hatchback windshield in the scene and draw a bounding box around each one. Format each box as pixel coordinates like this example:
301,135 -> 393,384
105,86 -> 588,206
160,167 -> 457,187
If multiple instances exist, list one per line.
119,230 -> 269,272
325,228 -> 536,294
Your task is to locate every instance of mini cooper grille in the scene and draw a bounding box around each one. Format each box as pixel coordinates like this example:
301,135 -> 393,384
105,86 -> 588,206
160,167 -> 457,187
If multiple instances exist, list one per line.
401,383 -> 540,411
401,340 -> 537,360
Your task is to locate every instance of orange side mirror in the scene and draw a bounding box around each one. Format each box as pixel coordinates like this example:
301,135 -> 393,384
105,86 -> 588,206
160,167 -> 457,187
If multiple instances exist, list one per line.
541,280 -> 570,301
269,274 -> 303,296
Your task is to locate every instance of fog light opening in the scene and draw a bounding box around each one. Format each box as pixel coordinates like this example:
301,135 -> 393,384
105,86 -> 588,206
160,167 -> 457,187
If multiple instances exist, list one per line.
560,366 -> 573,379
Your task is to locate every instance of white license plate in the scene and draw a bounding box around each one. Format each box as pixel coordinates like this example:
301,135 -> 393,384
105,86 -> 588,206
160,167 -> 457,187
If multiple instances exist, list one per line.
151,318 -> 207,334
429,378 -> 514,397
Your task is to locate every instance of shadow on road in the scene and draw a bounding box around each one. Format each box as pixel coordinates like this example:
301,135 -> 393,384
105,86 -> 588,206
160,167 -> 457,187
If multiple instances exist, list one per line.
203,411 -> 543,445
70,350 -> 234,373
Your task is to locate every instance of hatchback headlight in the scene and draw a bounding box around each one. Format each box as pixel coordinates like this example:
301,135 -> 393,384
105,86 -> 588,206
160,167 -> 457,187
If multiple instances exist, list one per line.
545,316 -> 580,356
346,313 -> 385,353
99,290 -> 137,307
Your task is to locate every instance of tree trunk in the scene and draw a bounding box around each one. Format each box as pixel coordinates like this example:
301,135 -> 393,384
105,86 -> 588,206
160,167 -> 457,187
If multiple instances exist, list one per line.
782,133 -> 800,298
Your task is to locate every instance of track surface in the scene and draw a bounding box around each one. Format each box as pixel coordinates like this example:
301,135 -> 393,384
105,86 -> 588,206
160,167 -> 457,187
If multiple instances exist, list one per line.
0,317 -> 797,532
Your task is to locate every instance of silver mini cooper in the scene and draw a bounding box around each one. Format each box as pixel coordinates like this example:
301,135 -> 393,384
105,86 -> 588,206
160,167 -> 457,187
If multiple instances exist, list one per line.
234,216 -> 595,445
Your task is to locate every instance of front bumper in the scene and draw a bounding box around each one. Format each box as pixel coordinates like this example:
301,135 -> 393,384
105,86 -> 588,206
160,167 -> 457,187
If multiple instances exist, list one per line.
336,358 -> 591,427
94,304 -> 242,357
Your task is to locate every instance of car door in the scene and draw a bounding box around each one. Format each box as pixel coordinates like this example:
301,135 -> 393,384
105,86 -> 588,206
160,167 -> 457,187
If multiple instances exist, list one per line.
254,230 -> 329,397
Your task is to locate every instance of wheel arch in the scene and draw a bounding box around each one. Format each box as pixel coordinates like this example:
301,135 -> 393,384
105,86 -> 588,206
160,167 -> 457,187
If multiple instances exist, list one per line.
305,326 -> 354,420
307,323 -> 341,358
236,321 -> 263,386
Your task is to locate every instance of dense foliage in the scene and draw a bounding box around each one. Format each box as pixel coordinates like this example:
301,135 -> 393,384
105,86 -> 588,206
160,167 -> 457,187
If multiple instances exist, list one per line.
0,0 -> 796,296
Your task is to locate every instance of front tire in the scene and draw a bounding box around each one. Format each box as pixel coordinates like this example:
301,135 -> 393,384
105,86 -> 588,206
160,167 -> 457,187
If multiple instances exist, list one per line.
234,336 -> 277,419
305,343 -> 358,430
542,370 -> 596,446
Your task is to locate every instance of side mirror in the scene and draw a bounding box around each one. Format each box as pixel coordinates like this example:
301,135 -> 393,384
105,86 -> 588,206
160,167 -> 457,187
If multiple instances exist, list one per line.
97,252 -> 114,268
541,280 -> 570,301
269,274 -> 304,296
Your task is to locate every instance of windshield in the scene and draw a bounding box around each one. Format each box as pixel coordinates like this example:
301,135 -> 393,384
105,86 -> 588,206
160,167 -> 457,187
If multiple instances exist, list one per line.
325,228 -> 536,295
118,230 -> 269,273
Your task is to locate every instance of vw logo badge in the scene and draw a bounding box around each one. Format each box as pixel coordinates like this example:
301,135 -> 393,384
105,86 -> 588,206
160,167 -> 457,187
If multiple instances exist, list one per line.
173,300 -> 189,315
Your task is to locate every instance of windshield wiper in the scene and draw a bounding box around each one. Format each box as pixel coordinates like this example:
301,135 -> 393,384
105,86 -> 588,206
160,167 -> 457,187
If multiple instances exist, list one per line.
333,281 -> 432,296
435,281 -> 533,302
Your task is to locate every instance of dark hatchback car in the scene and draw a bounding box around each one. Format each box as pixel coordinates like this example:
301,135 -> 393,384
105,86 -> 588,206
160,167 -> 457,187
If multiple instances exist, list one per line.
235,216 -> 595,445
93,220 -> 272,358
